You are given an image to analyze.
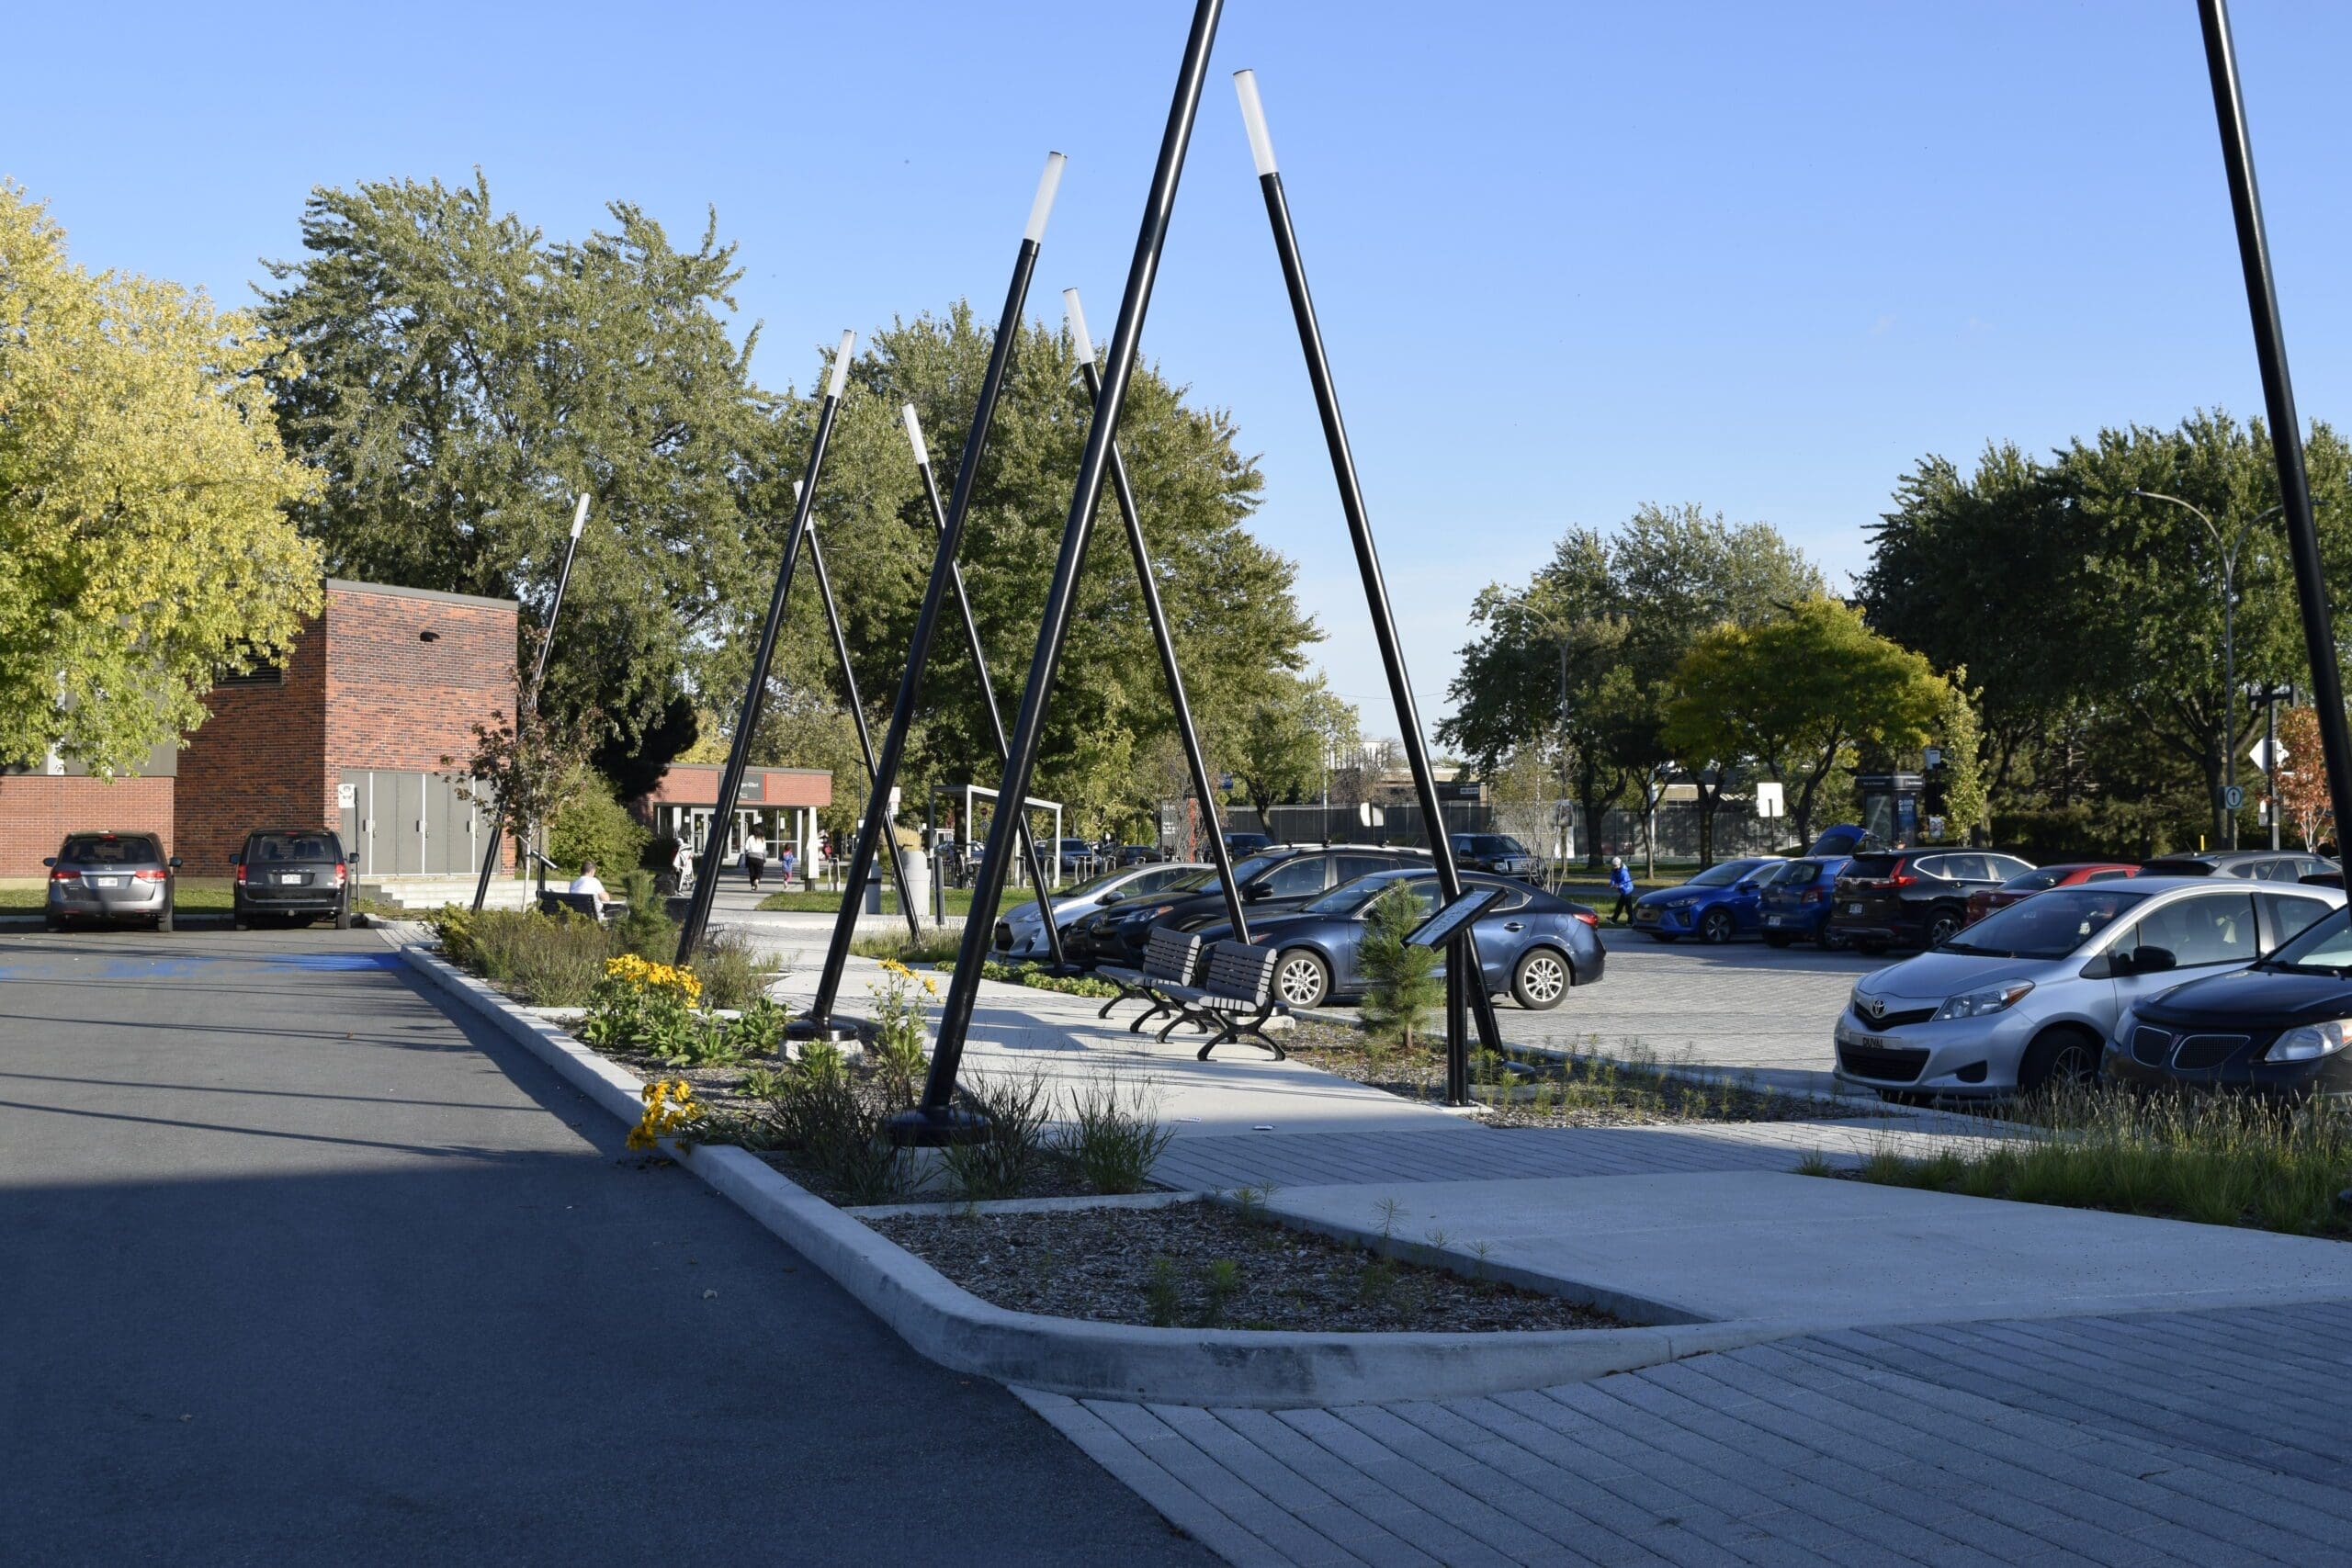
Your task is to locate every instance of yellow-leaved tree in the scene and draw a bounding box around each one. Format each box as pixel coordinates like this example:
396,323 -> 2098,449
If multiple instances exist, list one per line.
0,183 -> 319,774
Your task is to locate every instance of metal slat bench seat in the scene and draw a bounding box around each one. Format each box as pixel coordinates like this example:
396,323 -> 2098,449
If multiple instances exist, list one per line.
1096,927 -> 1205,1029
1153,940 -> 1288,1061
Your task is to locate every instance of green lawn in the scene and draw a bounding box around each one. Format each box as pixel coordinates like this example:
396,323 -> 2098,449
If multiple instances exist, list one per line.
0,875 -> 236,913
755,886 -> 1038,916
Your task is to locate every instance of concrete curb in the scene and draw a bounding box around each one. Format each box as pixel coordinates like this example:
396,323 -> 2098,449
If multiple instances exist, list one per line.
392,939 -> 1805,1407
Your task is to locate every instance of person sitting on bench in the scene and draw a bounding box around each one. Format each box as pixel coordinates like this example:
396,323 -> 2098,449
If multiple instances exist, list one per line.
569,860 -> 610,912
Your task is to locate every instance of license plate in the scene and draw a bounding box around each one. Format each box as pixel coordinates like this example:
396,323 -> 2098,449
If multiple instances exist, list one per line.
93,876 -> 121,888
277,873 -> 304,885
1836,1024 -> 1891,1052
1766,914 -> 1783,927
1847,902 -> 1862,915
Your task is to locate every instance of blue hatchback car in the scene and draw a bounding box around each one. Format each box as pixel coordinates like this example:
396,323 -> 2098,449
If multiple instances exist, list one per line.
1191,867 -> 1605,1011
1629,857 -> 1787,943
1755,855 -> 1853,948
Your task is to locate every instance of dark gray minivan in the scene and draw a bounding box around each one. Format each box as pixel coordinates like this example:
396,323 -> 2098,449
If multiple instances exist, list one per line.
232,829 -> 353,929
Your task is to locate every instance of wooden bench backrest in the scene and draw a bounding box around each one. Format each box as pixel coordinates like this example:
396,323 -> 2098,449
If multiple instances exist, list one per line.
1203,941 -> 1278,1002
1143,927 -> 1204,984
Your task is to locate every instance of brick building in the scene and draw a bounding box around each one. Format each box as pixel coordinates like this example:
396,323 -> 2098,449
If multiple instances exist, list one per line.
636,762 -> 832,866
0,580 -> 519,878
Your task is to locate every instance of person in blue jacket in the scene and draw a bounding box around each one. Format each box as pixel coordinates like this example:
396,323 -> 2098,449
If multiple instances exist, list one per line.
1608,856 -> 1635,924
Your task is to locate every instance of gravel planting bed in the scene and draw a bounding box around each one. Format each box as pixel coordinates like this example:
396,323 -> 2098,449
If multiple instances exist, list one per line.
1281,1019 -> 1892,1125
867,1201 -> 1621,1333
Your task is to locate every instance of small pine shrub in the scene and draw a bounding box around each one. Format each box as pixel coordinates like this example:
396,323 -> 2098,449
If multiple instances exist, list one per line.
1357,885 -> 1442,1055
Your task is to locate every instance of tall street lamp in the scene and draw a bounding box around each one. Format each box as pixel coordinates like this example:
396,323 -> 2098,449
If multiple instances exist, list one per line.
2127,488 -> 2279,849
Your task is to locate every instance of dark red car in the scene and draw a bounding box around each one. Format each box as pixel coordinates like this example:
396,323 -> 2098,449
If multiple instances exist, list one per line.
1962,861 -> 2139,926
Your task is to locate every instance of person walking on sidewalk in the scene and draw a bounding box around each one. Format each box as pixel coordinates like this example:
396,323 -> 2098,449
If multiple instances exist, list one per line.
742,833 -> 767,891
779,843 -> 797,889
1608,856 -> 1635,924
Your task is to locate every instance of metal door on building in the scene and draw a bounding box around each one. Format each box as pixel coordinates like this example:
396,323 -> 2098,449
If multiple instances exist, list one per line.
339,769 -> 483,876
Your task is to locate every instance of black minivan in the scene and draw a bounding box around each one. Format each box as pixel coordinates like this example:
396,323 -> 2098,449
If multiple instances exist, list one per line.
232,829 -> 354,929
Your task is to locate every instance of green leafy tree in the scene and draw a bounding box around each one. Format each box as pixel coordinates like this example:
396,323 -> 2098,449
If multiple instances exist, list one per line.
1357,885 -> 1441,1055
258,173 -> 768,782
1663,598 -> 1949,847
1928,675 -> 1990,844
548,778 -> 651,876
1443,506 -> 1823,867
0,183 -> 319,773
715,306 -> 1317,836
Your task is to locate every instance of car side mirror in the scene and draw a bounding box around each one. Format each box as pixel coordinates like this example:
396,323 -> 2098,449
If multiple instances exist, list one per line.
1243,882 -> 1272,901
2132,945 -> 2177,974
168,857 -> 181,869
41,857 -> 55,868
228,853 -> 241,865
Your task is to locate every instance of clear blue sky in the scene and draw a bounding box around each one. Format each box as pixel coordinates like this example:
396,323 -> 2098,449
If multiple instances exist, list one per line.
11,2 -> 2352,749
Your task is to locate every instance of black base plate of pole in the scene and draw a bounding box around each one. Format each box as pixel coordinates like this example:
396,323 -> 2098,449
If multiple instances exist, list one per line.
886,1103 -> 993,1147
1037,962 -> 1094,980
786,1017 -> 860,1044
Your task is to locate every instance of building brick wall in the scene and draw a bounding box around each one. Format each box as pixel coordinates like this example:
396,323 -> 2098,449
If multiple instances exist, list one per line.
0,776 -> 175,876
173,599 -> 330,874
175,581 -> 518,873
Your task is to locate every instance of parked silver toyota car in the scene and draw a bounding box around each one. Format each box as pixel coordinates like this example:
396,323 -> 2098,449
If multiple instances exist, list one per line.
994,861 -> 1210,958
1834,874 -> 2343,1100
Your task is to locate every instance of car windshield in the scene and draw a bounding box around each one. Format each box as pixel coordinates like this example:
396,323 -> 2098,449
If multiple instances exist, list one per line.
1686,859 -> 1765,889
1939,886 -> 2151,959
62,835 -> 158,864
2260,906 -> 2352,973
248,833 -> 336,862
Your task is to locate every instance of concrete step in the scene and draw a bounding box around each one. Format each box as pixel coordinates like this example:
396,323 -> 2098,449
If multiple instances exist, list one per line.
359,877 -> 534,911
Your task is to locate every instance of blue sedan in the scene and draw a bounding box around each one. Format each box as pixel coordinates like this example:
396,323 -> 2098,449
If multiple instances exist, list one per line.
1629,857 -> 1788,943
1192,867 -> 1605,1010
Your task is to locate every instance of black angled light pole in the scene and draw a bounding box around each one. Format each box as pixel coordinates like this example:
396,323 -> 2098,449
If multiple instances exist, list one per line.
2198,0 -> 2352,852
798,151 -> 1069,1041
900,402 -> 1070,968
1065,288 -> 1249,943
798,479 -> 922,938
899,0 -> 1226,1144
473,492 -> 590,913
676,331 -> 858,964
1233,68 -> 1503,1104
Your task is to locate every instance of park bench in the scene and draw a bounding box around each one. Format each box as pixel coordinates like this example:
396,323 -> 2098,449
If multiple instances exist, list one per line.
537,890 -> 616,923
1097,927 -> 1205,1031
1149,940 -> 1289,1061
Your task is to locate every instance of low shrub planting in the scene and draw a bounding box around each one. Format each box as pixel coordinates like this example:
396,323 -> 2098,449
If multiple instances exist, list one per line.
605,868 -> 676,960
428,905 -> 607,1006
688,929 -> 770,1010
943,1069 -> 1056,1201
1057,1072 -> 1176,1194
1842,1087 -> 2352,1236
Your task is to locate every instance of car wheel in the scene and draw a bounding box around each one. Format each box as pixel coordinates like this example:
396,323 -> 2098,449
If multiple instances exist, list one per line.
1699,908 -> 1735,944
2019,1027 -> 2100,1095
157,897 -> 174,934
334,898 -> 353,931
1510,947 -> 1571,1010
43,911 -> 62,932
1819,926 -> 1849,952
1924,908 -> 1963,948
1273,949 -> 1329,1010
1761,932 -> 1792,949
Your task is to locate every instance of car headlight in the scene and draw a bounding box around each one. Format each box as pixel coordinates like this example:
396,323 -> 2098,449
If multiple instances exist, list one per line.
2267,1020 -> 2352,1062
1933,981 -> 2034,1021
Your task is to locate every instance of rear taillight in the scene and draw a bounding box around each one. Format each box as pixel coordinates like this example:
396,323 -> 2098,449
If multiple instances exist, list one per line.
132,867 -> 167,883
234,863 -> 247,886
1573,911 -> 1600,928
334,862 -> 347,888
1891,868 -> 1917,887
49,867 -> 76,883
1803,888 -> 1825,904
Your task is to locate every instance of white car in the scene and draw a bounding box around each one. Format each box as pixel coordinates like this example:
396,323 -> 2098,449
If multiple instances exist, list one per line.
993,862 -> 1210,959
1835,875 -> 2343,1100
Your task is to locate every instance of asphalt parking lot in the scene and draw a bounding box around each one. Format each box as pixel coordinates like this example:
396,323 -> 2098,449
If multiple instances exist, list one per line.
0,925 -> 1212,1566
1498,924 -> 1894,1094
